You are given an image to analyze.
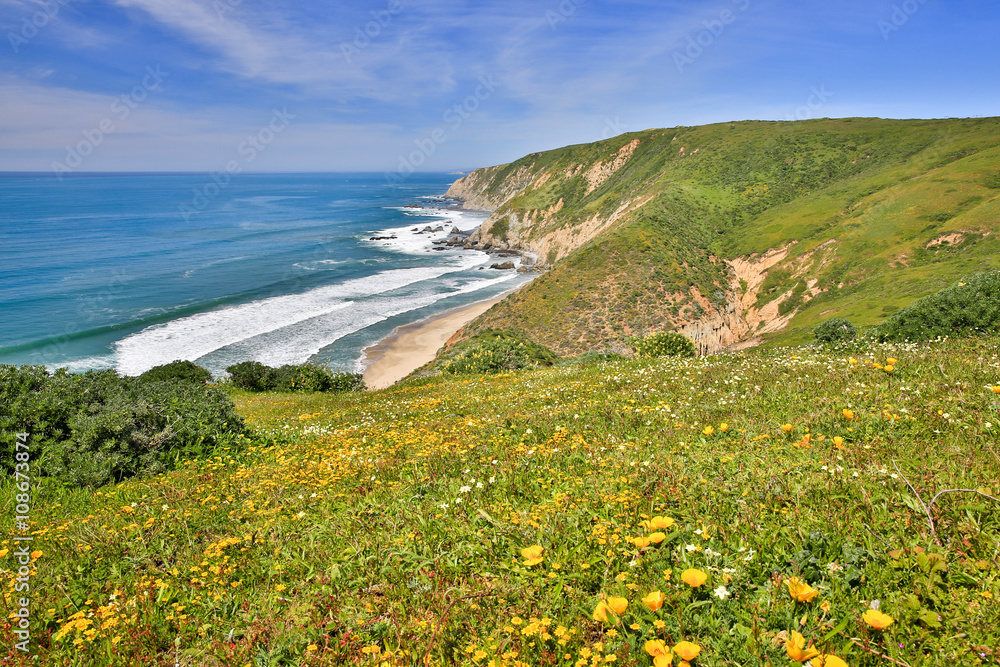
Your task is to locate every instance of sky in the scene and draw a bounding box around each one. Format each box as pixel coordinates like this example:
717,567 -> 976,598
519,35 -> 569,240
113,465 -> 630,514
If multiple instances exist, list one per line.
1,0 -> 998,175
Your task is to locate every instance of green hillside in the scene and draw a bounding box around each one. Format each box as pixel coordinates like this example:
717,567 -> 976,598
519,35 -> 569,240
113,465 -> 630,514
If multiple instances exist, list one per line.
8,336 -> 999,665
451,118 -> 1000,354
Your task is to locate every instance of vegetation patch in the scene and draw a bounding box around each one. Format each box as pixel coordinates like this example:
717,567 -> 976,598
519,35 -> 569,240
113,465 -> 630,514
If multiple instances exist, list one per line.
813,318 -> 858,345
0,365 -> 246,488
877,270 -> 1000,341
3,336 -> 998,665
629,331 -> 696,358
225,361 -> 365,393
439,329 -> 557,375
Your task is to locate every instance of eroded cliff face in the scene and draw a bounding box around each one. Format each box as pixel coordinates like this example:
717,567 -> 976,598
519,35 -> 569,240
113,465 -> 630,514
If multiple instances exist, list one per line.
678,241 -> 838,354
445,164 -> 547,211
453,140 -> 648,265
444,139 -> 835,355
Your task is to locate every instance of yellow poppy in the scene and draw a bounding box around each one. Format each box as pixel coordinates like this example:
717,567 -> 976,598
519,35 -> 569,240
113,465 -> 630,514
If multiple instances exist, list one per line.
634,536 -> 651,549
862,609 -> 894,629
592,601 -> 613,623
719,422 -> 729,432
520,545 -> 544,566
640,516 -> 675,531
782,423 -> 794,432
832,436 -> 844,449
641,590 -> 665,611
644,639 -> 673,667
886,357 -> 897,365
884,364 -> 894,373
785,631 -> 820,662
607,597 -> 628,615
673,641 -> 701,662
842,409 -> 854,420
648,532 -> 667,544
810,655 -> 848,667
702,425 -> 714,436
786,577 -> 819,603
681,569 -> 707,587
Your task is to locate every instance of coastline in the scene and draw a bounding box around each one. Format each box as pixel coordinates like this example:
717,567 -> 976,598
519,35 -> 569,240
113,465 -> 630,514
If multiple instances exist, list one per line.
361,295 -> 504,390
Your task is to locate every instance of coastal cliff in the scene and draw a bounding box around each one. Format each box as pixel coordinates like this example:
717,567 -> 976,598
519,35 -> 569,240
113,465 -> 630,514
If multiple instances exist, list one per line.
445,117 -> 1000,355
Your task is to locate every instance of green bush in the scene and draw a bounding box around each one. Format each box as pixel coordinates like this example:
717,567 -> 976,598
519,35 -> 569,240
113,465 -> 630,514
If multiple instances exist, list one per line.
226,361 -> 364,393
813,318 -> 857,345
225,361 -> 278,391
441,331 -> 557,375
877,271 -> 1000,341
0,366 -> 245,488
138,359 -> 213,384
629,331 -> 696,358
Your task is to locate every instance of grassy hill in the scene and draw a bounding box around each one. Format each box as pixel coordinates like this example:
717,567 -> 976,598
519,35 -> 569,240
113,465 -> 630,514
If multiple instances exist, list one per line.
4,336 -> 999,665
447,118 -> 1000,355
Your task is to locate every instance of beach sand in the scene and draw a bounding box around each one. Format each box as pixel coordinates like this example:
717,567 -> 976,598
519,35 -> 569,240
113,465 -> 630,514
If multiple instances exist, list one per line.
362,297 -> 503,390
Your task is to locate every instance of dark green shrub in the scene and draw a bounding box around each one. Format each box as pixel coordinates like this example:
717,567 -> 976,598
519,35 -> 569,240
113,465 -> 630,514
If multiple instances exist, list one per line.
226,360 -> 364,393
629,331 -> 696,358
226,361 -> 278,391
441,330 -> 557,375
0,366 -> 245,488
139,359 -> 212,384
813,318 -> 858,345
273,364 -> 365,392
877,271 -> 1000,341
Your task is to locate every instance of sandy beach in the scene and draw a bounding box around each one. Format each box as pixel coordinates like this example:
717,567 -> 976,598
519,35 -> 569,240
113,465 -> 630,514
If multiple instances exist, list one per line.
362,297 -> 503,389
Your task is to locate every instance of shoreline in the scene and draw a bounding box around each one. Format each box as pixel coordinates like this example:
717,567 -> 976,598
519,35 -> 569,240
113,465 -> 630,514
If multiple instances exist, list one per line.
360,294 -> 507,390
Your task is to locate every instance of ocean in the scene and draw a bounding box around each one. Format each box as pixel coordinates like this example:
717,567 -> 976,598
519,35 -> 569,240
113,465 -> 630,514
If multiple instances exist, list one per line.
0,172 -> 528,377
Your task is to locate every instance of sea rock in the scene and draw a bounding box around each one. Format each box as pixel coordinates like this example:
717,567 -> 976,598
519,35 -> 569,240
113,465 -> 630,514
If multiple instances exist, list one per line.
490,260 -> 515,270
516,266 -> 529,273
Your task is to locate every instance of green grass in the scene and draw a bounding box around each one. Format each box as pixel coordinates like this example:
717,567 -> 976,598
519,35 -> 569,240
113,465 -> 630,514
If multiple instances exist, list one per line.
3,336 -> 999,665
455,117 -> 1000,355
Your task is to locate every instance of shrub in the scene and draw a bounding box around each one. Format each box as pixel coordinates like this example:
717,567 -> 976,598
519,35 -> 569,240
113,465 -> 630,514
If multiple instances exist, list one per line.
226,361 -> 278,391
138,359 -> 212,384
877,271 -> 1000,341
0,366 -> 245,488
226,361 -> 364,393
813,318 -> 857,345
629,331 -> 696,358
441,331 -> 557,375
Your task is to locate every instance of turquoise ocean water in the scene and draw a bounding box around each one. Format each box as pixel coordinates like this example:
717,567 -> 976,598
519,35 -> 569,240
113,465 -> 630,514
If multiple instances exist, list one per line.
0,173 -> 528,376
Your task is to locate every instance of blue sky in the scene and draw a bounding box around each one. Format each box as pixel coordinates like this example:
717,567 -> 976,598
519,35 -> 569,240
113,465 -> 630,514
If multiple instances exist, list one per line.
1,0 -> 997,174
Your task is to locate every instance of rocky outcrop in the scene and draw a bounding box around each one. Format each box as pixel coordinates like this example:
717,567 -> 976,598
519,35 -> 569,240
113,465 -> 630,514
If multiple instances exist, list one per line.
446,163 -> 547,211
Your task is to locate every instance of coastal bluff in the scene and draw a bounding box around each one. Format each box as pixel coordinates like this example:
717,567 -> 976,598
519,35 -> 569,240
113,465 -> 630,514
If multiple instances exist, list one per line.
443,117 -> 1000,356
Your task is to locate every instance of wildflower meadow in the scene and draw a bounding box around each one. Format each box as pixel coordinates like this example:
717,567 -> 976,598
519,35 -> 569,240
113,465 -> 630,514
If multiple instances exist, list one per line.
2,336 -> 999,665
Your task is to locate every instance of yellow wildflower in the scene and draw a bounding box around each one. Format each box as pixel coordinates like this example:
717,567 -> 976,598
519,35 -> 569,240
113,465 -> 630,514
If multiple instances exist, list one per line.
681,569 -> 707,588
785,631 -> 820,662
641,590 -> 665,611
862,609 -> 894,629
521,545 -> 544,566
786,577 -> 819,603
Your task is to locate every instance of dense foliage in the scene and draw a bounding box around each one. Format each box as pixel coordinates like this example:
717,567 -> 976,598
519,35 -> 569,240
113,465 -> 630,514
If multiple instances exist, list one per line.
4,336 -> 998,665
439,330 -> 557,375
813,318 -> 858,345
138,359 -> 213,385
629,331 -> 696,358
877,270 -> 1000,341
0,365 -> 245,488
225,361 -> 365,393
